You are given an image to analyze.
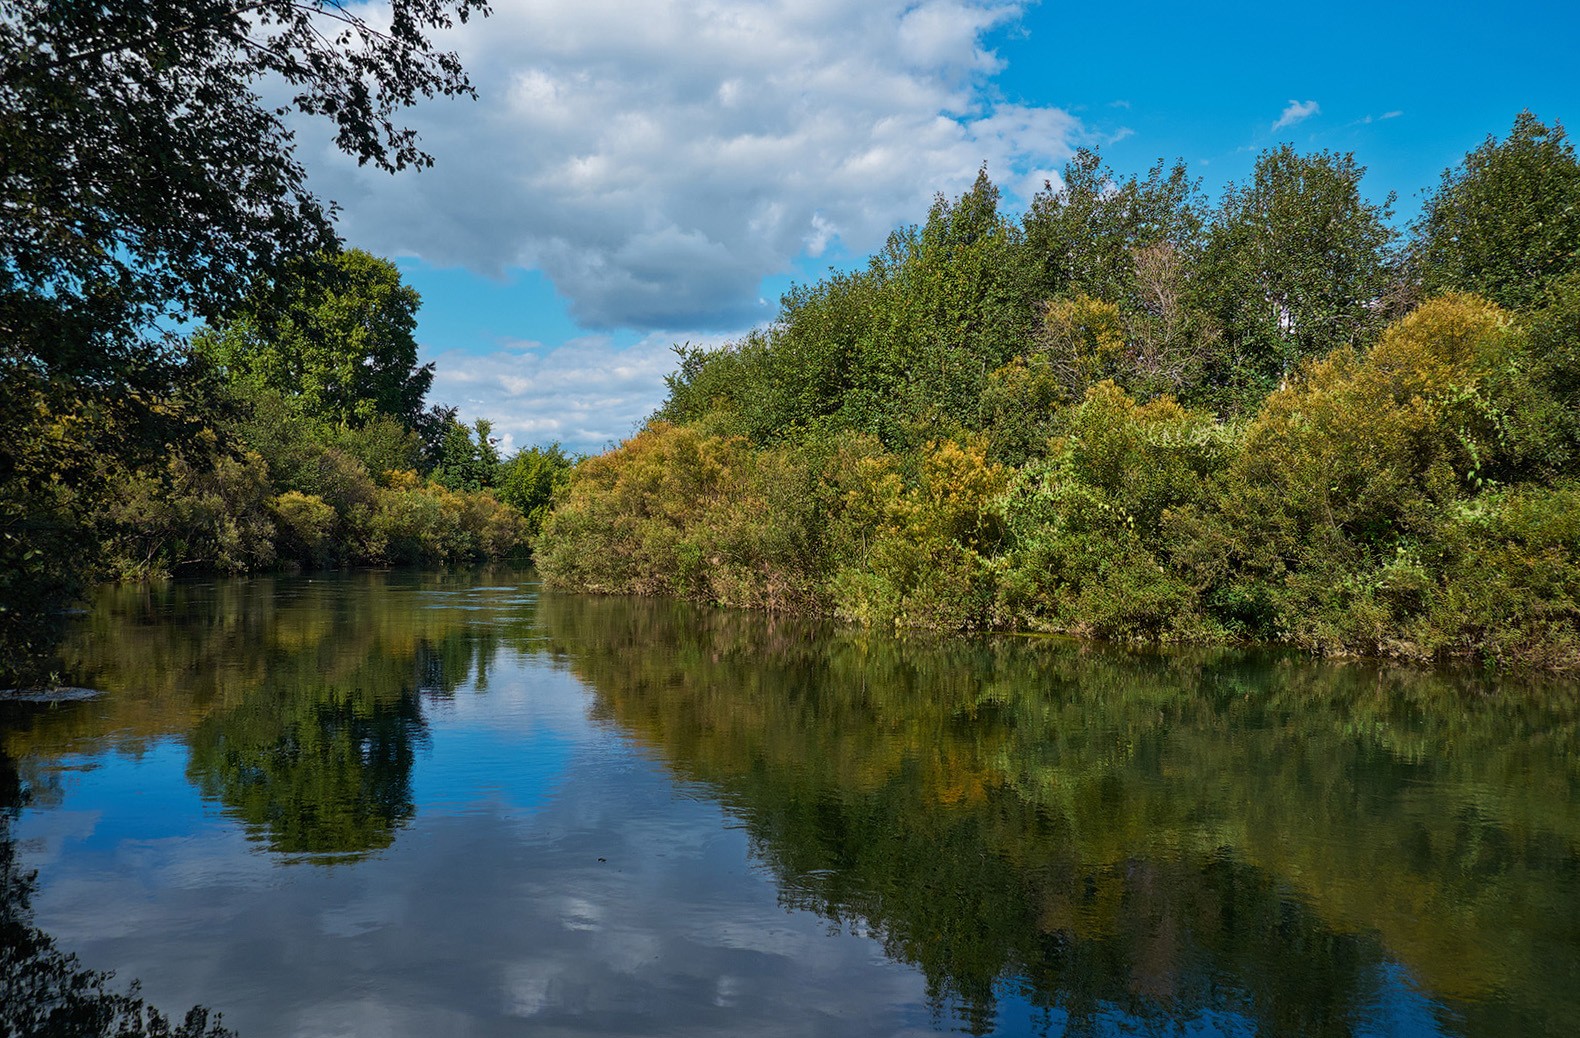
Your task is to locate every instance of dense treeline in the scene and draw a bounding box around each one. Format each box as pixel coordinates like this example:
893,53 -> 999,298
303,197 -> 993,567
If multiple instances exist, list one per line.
2,245 -> 570,685
49,248 -> 573,583
97,248 -> 571,580
538,112 -> 1580,668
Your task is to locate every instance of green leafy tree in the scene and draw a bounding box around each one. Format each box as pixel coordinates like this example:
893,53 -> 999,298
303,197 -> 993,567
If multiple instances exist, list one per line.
1022,149 -> 1207,305
1015,153 -> 1220,407
1415,111 -> 1580,310
1523,271 -> 1580,469
430,417 -> 500,492
495,444 -> 574,538
900,168 -> 1030,431
197,249 -> 435,428
1,0 -> 486,356
1201,146 -> 1397,406
657,170 -> 1035,448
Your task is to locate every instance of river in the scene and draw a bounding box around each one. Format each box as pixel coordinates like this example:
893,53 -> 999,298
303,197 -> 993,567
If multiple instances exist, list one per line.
2,571 -> 1577,1036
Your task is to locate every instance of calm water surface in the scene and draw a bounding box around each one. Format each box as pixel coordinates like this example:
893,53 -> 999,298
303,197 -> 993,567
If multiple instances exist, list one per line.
3,571 -> 1578,1036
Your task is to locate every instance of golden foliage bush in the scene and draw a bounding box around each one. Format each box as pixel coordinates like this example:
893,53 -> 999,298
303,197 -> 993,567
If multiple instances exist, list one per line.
537,422 -> 822,611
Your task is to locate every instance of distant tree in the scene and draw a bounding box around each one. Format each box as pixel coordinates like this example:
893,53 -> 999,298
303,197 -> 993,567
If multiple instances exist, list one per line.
1415,111 -> 1580,310
900,167 -> 1029,428
430,417 -> 500,493
197,249 -> 435,428
1200,146 -> 1397,405
1023,150 -> 1208,306
496,444 -> 574,537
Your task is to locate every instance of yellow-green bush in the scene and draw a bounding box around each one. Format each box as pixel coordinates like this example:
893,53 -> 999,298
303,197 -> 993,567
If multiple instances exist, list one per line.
101,442 -> 277,578
537,422 -> 822,611
997,382 -> 1234,641
271,491 -> 335,567
1178,294 -> 1557,655
364,470 -> 527,566
1418,483 -> 1580,667
978,356 -> 1068,465
826,438 -> 1008,630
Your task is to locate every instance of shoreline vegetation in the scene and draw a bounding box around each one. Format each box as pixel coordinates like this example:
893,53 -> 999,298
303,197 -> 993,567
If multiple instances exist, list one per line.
5,106 -> 1578,678
535,113 -> 1580,670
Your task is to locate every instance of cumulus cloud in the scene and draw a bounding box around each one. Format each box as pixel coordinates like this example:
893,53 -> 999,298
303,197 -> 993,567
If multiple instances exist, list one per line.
1271,99 -> 1321,131
306,0 -> 1083,331
424,332 -> 729,454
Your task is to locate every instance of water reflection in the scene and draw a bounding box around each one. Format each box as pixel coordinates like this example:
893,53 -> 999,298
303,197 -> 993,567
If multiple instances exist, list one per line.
2,574 -> 1577,1036
186,687 -> 426,861
18,573 -> 533,863
537,594 -> 1580,1036
0,746 -> 235,1037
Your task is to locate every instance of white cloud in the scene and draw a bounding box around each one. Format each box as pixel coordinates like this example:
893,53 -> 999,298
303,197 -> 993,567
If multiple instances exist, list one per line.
307,0 -> 1082,331
1356,110 -> 1404,126
425,332 -> 732,455
1272,99 -> 1321,131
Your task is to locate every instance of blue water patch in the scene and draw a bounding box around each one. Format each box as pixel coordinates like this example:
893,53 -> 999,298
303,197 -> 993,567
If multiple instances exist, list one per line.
21,740 -> 216,852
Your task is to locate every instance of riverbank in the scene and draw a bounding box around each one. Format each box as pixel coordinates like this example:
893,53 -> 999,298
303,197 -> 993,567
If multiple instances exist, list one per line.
535,123 -> 1580,671
536,294 -> 1580,670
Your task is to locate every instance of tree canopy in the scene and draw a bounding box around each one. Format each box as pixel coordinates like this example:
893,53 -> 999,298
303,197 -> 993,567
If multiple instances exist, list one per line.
197,249 -> 435,428
1416,111 -> 1580,310
1200,145 -> 1397,397
0,0 -> 489,683
0,0 -> 488,363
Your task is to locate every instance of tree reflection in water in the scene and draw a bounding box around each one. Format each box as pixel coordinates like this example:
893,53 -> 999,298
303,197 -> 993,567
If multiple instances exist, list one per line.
5,575 -> 1578,1036
538,592 -> 1580,1037
29,573 -> 520,863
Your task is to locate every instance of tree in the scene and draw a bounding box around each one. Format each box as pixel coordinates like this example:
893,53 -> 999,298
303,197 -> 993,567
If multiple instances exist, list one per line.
1,0 -> 487,363
1415,111 -> 1580,310
1019,152 -> 1219,407
1200,146 -> 1397,405
900,167 -> 1029,430
197,249 -> 435,428
496,444 -> 574,538
1022,149 -> 1208,306
1,1 -> 486,682
430,416 -> 500,492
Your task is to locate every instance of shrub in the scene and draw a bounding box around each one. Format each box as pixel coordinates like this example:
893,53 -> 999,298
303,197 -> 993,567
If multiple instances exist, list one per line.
1180,294 -> 1551,653
272,491 -> 335,567
978,356 -> 1068,466
101,442 -> 276,577
827,438 -> 1008,630
362,470 -> 523,565
536,422 -> 822,611
1419,483 -> 1580,667
997,382 -> 1233,641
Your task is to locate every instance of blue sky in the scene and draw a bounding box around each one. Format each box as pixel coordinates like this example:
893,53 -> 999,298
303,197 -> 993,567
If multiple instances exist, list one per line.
306,1 -> 1580,455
